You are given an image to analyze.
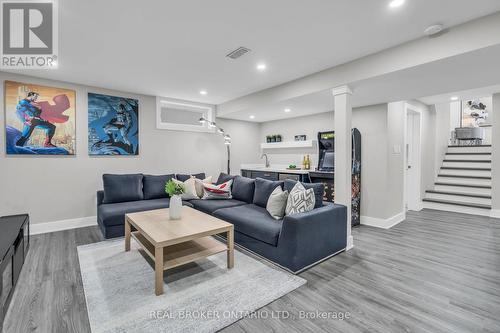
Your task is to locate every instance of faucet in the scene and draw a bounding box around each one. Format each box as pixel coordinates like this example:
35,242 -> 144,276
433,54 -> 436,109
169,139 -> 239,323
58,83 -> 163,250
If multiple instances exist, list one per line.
261,153 -> 270,168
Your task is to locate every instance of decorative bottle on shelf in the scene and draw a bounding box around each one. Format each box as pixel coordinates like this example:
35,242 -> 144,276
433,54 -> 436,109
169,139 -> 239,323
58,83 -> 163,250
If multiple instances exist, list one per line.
302,155 -> 307,170
305,155 -> 311,170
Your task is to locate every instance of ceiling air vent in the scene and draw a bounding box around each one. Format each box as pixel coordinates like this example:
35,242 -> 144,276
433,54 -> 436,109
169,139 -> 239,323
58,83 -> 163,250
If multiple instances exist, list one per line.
226,47 -> 251,59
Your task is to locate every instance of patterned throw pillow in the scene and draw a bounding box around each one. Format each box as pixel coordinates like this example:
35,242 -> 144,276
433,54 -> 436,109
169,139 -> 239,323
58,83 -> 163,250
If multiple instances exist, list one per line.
285,182 -> 315,216
173,178 -> 199,200
202,180 -> 233,200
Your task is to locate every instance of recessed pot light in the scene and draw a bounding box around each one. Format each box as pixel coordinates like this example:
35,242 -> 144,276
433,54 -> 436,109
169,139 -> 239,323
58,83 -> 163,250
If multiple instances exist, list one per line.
249,115 -> 255,119
450,96 -> 459,101
256,63 -> 267,71
199,90 -> 207,95
389,0 -> 405,8
284,108 -> 291,113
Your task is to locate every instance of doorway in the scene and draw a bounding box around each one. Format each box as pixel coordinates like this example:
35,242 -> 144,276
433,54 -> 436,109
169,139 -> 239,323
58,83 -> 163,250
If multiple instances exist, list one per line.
405,106 -> 422,211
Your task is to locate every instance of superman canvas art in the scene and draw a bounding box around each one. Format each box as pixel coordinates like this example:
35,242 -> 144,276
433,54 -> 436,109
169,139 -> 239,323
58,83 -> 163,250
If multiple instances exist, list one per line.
4,81 -> 76,155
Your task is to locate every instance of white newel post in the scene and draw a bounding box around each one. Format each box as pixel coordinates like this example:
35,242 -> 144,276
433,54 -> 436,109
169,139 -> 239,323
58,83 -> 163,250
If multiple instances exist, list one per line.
333,85 -> 354,250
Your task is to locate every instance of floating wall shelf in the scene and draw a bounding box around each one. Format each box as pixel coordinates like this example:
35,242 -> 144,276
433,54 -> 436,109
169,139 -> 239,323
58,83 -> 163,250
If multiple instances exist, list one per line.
261,140 -> 315,149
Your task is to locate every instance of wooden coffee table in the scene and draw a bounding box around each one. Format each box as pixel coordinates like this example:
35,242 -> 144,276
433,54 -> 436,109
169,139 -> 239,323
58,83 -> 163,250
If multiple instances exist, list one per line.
124,206 -> 234,296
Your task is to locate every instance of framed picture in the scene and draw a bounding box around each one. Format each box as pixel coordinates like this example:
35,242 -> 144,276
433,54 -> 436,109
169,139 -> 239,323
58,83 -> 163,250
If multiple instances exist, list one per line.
295,135 -> 307,141
461,97 -> 491,127
88,93 -> 139,155
4,80 -> 76,155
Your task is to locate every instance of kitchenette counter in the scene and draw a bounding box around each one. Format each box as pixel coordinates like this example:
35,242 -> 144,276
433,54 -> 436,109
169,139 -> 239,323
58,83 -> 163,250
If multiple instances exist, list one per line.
240,164 -> 310,175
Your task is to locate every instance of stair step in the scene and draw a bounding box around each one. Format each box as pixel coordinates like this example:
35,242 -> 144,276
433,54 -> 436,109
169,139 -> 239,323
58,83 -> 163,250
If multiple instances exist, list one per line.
437,174 -> 491,180
443,159 -> 491,163
447,146 -> 492,154
439,168 -> 491,177
442,161 -> 491,169
434,182 -> 491,189
422,202 -> 491,217
446,152 -> 491,155
426,190 -> 491,199
422,198 -> 491,209
441,167 -> 491,171
448,145 -> 492,147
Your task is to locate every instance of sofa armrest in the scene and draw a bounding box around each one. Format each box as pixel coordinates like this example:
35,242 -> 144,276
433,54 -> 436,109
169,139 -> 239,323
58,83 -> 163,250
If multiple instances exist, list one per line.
97,190 -> 105,206
278,203 -> 347,266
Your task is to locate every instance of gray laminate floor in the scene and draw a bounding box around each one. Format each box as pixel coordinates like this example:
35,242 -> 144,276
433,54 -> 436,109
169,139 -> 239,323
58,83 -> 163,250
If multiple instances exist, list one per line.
3,209 -> 500,333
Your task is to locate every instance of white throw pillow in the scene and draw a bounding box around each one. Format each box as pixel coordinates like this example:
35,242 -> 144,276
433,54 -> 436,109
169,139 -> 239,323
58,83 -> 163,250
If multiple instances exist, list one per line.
285,182 -> 315,216
266,186 -> 288,220
173,178 -> 199,200
194,176 -> 213,198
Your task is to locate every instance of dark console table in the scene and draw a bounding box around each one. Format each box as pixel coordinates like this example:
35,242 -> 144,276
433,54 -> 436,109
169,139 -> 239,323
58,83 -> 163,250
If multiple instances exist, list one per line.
0,214 -> 29,328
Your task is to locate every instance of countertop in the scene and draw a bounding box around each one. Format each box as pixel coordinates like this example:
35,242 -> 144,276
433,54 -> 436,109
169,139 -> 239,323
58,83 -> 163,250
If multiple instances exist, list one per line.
240,164 -> 311,175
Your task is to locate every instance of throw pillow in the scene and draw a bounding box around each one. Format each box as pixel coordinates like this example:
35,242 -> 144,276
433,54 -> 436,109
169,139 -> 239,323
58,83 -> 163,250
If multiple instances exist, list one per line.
202,180 -> 233,200
216,173 -> 236,185
284,179 -> 324,208
285,182 -> 315,216
266,186 -> 289,220
173,178 -> 199,200
176,173 -> 206,182
194,176 -> 213,198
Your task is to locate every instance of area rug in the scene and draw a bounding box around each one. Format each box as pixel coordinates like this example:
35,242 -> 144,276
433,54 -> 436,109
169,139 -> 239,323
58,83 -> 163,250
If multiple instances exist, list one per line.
77,238 -> 306,333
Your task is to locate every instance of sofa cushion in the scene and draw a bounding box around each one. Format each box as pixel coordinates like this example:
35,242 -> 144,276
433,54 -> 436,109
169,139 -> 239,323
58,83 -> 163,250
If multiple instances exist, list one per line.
143,174 -> 175,200
102,174 -> 143,204
98,199 -> 194,227
216,173 -> 236,185
99,198 -> 170,227
284,179 -> 324,208
253,178 -> 284,208
176,173 -> 206,182
214,204 -> 283,246
232,176 -> 255,203
189,198 -> 246,214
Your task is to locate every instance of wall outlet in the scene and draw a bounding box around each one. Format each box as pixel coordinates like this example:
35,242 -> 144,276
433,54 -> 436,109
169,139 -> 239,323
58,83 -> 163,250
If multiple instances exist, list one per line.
393,145 -> 401,154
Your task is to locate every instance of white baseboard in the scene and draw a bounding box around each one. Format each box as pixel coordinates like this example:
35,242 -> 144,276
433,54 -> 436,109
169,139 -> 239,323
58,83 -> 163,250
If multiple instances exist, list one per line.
30,216 -> 97,235
490,209 -> 500,219
360,211 -> 406,229
346,235 -> 354,251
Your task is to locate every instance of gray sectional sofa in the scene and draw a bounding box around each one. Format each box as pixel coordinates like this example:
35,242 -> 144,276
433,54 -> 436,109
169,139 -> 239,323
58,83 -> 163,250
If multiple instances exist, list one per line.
97,172 -> 347,273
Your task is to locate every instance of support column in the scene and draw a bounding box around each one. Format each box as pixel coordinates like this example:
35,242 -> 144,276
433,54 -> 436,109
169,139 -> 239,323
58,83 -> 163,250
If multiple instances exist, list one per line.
333,85 -> 353,250
491,93 -> 500,217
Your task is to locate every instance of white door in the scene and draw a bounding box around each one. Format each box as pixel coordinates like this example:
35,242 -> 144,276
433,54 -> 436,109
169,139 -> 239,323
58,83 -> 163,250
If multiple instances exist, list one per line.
405,110 -> 422,211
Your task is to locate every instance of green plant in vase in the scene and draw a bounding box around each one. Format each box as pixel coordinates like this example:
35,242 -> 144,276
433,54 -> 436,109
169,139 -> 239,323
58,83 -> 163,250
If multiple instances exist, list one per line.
165,179 -> 185,196
165,179 -> 185,220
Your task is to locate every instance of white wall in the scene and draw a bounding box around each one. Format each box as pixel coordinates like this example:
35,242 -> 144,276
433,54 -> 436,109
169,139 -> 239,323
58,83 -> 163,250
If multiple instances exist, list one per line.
406,100 -> 435,198
0,72 -> 261,225
491,93 -> 500,211
258,105 -> 390,220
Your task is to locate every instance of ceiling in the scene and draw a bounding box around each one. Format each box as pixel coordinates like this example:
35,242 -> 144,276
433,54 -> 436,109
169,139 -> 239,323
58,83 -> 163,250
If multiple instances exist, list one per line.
419,84 -> 500,105
8,0 -> 500,105
220,44 -> 500,122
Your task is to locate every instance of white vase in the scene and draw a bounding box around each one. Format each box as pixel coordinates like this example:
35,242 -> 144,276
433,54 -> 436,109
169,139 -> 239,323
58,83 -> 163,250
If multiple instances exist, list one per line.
169,195 -> 182,220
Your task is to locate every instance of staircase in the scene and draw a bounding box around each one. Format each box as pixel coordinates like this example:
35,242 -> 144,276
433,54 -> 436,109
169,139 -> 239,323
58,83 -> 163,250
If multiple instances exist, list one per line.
423,145 -> 492,216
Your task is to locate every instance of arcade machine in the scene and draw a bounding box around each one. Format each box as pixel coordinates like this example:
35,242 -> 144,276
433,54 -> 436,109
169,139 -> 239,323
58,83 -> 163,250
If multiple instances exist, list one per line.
309,129 -> 361,226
